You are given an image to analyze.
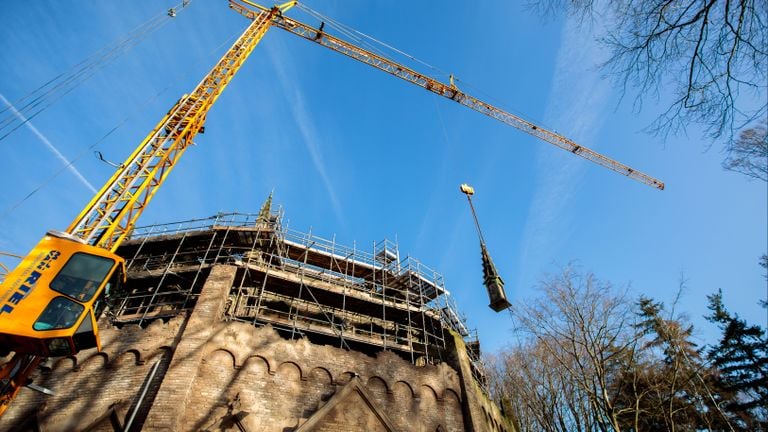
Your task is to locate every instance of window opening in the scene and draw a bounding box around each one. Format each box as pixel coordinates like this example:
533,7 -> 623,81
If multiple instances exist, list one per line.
73,310 -> 97,351
96,267 -> 122,319
50,253 -> 115,302
33,296 -> 84,331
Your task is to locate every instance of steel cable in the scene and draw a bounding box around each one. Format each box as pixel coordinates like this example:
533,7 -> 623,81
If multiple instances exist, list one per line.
0,1 -> 190,142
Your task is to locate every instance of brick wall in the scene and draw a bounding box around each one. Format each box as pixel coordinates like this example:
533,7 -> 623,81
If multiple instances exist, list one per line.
1,316 -> 183,431
173,322 -> 465,431
1,264 -> 512,432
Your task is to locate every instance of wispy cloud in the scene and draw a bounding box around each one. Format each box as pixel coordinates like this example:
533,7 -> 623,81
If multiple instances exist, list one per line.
516,12 -> 611,285
1,93 -> 97,193
264,42 -> 345,226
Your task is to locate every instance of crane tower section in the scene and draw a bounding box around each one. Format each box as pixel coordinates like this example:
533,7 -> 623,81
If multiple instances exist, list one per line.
67,7 -> 281,251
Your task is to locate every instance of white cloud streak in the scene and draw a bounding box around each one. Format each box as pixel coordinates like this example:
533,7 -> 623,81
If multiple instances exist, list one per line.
1,93 -> 97,193
265,43 -> 345,226
516,12 -> 611,285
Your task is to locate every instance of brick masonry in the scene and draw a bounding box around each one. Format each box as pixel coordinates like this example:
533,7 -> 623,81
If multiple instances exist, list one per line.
1,265 -> 513,432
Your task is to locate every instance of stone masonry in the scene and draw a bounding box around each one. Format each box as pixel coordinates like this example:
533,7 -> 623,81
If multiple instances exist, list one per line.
2,209 -> 513,431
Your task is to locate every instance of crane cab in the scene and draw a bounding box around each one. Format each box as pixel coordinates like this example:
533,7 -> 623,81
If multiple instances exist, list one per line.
0,232 -> 125,357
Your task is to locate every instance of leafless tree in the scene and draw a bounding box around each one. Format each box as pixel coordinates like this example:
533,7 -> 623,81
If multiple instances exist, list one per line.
499,266 -> 638,432
530,0 -> 768,143
488,340 -> 599,432
722,120 -> 768,181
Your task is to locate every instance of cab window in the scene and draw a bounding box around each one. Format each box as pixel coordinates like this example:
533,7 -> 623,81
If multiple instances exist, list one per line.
33,296 -> 84,331
50,253 -> 115,302
93,267 -> 123,319
72,311 -> 97,351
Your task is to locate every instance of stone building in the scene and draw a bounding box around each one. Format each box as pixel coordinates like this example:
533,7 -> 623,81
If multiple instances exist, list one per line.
3,199 -> 513,431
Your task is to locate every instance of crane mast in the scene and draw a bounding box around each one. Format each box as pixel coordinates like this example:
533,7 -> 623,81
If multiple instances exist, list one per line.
0,2 -> 294,417
230,0 -> 664,190
67,5 -> 288,251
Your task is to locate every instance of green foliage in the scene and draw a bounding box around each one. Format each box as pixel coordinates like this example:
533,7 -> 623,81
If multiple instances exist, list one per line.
706,290 -> 768,430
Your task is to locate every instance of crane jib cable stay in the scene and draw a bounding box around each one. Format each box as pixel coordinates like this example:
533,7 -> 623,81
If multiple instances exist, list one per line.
0,0 -> 191,143
0,0 -> 664,416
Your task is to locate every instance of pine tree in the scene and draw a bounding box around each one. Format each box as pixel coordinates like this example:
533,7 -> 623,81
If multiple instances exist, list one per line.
706,290 -> 768,431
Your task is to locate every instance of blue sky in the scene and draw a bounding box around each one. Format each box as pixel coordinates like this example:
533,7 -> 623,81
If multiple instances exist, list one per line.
0,0 -> 765,353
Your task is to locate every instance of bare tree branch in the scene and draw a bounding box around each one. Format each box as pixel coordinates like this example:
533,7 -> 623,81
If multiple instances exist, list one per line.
532,0 -> 768,144
722,120 -> 768,181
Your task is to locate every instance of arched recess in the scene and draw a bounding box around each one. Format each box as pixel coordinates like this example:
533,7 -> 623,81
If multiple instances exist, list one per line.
419,384 -> 440,402
145,346 -> 172,364
242,355 -> 270,376
365,375 -> 389,408
418,383 -> 439,418
274,361 -> 303,381
442,388 -> 461,404
365,376 -> 390,394
79,352 -> 109,371
52,356 -> 77,372
392,381 -> 416,399
202,348 -> 236,368
482,406 -> 492,425
309,366 -> 333,385
109,349 -> 142,368
202,349 -> 236,368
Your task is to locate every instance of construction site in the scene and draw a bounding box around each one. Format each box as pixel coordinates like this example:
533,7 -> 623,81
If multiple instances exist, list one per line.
0,0 -> 666,430
2,198 -> 512,431
114,203 -> 481,372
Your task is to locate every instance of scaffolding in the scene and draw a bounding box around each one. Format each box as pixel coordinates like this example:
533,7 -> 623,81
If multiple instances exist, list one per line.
112,210 -> 486,383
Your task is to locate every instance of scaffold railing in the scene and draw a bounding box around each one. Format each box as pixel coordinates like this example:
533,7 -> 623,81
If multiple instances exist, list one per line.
115,211 -> 484,376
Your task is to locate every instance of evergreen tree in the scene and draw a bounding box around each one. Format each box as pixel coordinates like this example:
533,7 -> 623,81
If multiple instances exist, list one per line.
706,290 -> 768,431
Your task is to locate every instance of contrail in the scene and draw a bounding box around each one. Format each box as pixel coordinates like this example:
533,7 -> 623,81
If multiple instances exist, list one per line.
0,93 -> 97,193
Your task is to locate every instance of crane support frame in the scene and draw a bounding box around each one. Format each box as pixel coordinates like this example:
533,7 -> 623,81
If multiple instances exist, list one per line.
67,9 -> 276,250
230,0 -> 664,190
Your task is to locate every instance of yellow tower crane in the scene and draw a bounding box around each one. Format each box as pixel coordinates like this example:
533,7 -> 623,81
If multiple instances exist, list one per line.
0,0 -> 663,415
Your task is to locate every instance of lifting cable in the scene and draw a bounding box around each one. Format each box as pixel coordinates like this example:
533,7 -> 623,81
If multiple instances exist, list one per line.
0,8 -> 247,223
0,0 -> 191,143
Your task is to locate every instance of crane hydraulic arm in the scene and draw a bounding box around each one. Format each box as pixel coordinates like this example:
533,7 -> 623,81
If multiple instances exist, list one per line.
0,3 -> 294,417
230,0 -> 664,190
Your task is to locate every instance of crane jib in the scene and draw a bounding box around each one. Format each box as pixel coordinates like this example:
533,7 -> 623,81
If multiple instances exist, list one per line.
229,0 -> 664,190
